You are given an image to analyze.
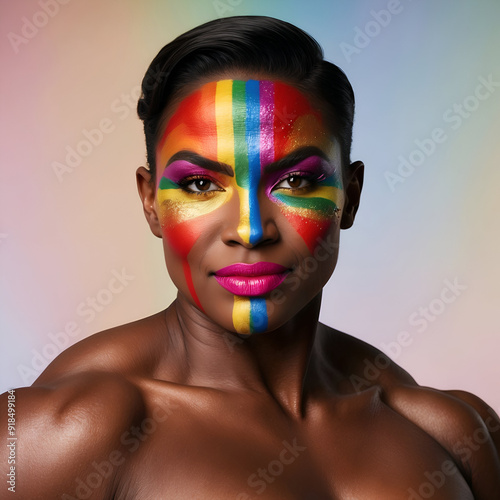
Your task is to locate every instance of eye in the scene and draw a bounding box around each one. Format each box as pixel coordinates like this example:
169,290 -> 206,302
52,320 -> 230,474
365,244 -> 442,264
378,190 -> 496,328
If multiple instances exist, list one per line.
273,174 -> 313,191
180,177 -> 222,193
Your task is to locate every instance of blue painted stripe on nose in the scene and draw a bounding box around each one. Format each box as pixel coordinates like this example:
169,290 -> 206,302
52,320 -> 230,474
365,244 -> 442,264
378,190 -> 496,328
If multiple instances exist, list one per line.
250,297 -> 268,333
245,80 -> 264,245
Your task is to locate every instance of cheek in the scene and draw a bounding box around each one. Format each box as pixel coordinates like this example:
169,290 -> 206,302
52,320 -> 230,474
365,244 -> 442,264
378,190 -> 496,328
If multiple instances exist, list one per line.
156,190 -> 230,258
157,204 -> 205,310
156,190 -> 230,311
157,203 -> 202,259
163,218 -> 202,258
271,187 -> 344,254
279,210 -> 331,254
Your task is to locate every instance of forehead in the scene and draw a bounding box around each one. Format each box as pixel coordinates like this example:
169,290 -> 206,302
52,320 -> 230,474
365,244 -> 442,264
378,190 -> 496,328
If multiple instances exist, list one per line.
156,79 -> 334,170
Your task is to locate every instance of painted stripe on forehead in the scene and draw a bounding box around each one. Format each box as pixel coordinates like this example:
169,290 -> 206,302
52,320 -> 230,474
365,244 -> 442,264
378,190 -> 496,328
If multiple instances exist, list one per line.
246,80 -> 264,245
157,81 -> 217,180
216,80 -> 248,243
272,81 -> 329,158
260,81 -> 275,166
231,81 -> 252,244
215,80 -> 265,245
215,80 -> 235,167
233,80 -> 248,188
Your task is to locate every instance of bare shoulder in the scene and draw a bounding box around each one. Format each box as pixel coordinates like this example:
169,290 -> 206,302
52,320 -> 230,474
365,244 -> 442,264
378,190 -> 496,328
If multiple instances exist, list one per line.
0,371 -> 146,499
0,311 -> 169,499
319,325 -> 500,498
34,310 -> 168,384
383,385 -> 500,499
316,323 -> 417,390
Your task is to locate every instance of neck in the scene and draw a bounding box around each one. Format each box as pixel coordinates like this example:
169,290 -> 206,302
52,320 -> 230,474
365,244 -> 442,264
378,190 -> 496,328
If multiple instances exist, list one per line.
160,292 -> 323,417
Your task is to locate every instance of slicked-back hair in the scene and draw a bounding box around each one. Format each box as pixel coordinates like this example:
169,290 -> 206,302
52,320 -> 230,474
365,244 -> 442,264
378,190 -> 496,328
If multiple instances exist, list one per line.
137,16 -> 355,180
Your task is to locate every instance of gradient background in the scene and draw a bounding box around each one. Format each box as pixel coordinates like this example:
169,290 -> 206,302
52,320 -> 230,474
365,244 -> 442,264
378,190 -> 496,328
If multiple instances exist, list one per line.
1,0 -> 499,413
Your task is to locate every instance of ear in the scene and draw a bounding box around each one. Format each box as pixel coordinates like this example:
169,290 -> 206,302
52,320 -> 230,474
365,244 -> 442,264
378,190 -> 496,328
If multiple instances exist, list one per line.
341,160 -> 364,229
136,167 -> 162,238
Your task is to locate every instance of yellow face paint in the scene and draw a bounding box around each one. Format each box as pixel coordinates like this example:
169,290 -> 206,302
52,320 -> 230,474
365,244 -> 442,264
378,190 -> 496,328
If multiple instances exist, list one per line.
155,79 -> 343,334
232,296 -> 251,335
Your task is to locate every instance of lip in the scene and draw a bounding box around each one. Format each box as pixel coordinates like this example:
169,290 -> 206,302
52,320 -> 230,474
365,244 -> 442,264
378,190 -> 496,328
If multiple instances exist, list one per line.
213,262 -> 289,296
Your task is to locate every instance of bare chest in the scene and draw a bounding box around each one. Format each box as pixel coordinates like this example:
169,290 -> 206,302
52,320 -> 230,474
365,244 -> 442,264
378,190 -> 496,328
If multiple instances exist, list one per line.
113,398 -> 474,500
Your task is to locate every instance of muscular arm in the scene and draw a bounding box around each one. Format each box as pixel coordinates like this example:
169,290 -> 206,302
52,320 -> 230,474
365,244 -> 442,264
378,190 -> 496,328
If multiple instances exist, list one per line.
445,389 -> 500,453
382,384 -> 500,500
322,327 -> 500,498
0,372 -> 146,499
445,389 -> 500,498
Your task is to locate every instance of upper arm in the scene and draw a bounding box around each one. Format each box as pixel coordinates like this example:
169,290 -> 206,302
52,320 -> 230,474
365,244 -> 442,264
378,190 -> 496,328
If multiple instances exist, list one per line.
444,389 -> 500,497
445,389 -> 500,455
1,372 -> 145,499
385,385 -> 500,500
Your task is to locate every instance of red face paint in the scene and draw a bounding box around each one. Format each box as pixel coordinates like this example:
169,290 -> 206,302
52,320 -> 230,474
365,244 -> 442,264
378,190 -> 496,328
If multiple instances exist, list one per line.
155,80 -> 343,326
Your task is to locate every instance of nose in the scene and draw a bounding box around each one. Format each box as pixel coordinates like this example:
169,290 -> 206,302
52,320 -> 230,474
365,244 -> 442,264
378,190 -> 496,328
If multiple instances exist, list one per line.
222,185 -> 279,248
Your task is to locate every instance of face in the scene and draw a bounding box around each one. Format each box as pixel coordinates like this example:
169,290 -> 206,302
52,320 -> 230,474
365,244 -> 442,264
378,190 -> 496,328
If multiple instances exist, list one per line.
154,79 -> 345,335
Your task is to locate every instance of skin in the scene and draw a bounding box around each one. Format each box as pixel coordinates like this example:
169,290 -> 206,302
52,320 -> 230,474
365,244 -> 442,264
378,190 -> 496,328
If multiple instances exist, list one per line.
1,75 -> 499,500
154,79 -> 343,335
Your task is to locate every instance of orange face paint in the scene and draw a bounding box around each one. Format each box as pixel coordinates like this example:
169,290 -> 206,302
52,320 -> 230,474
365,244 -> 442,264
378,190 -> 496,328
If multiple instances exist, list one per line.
155,80 -> 343,333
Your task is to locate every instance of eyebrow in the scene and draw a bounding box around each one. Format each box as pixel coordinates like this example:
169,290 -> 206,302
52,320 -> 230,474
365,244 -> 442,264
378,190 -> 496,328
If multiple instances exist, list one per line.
165,146 -> 330,177
166,151 -> 234,177
264,146 -> 331,174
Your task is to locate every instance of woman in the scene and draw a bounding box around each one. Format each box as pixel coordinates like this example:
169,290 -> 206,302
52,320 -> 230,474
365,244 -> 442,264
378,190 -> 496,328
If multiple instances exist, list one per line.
2,16 -> 499,499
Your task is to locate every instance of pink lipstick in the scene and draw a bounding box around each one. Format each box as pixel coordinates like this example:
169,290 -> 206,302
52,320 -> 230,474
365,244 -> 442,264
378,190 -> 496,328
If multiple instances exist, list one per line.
213,262 -> 289,296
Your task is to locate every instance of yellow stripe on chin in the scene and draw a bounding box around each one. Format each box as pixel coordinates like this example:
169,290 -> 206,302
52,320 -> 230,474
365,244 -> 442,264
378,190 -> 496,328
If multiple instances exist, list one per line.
232,296 -> 251,335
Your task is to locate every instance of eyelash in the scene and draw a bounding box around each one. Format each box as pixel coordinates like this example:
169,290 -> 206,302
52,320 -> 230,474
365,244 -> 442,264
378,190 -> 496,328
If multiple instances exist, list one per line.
177,175 -> 223,194
176,171 -> 324,195
272,172 -> 322,192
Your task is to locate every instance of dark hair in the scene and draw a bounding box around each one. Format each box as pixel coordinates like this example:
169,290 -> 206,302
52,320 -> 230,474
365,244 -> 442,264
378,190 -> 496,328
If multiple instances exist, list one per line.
137,16 -> 355,179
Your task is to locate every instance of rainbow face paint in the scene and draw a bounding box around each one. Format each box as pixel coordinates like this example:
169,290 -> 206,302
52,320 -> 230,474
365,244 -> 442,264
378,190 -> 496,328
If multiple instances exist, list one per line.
155,80 -> 343,335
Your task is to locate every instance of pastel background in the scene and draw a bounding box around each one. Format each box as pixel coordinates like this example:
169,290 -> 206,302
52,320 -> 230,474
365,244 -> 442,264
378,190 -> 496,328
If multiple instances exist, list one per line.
1,0 -> 499,412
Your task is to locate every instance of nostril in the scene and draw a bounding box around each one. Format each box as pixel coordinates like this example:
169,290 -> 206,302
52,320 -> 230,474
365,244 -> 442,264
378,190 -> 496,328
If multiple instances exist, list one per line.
249,221 -> 280,248
222,221 -> 279,249
248,225 -> 264,246
221,194 -> 280,248
261,221 -> 280,245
